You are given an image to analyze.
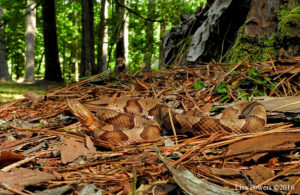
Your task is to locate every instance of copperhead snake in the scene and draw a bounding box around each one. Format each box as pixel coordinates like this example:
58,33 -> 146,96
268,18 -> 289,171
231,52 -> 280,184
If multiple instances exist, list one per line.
67,97 -> 266,147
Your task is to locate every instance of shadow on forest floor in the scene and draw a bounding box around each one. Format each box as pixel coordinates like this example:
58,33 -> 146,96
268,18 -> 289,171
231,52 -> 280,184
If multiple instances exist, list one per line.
0,80 -> 65,103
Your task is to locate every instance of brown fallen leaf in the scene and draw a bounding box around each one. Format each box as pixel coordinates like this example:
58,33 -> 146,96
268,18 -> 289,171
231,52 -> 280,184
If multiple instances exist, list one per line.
60,136 -> 97,164
227,132 -> 300,161
244,166 -> 274,185
85,95 -> 111,105
268,176 -> 300,194
0,168 -> 55,194
209,167 -> 241,176
23,91 -> 44,108
0,138 -> 30,152
280,168 -> 300,176
85,135 -> 97,152
137,183 -> 178,195
0,151 -> 25,169
257,96 -> 300,112
154,145 -> 240,195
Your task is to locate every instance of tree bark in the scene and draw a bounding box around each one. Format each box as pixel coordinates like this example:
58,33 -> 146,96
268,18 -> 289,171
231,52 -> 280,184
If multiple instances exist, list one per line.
81,0 -> 95,76
115,0 -> 126,74
123,0 -> 129,68
74,11 -> 79,81
162,0 -> 299,66
24,0 -> 36,82
42,0 -> 62,81
0,7 -> 11,81
144,0 -> 155,71
97,0 -> 109,73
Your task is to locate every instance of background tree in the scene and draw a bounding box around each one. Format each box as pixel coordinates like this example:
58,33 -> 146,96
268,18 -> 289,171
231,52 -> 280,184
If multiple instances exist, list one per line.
42,0 -> 62,81
24,0 -> 36,82
162,0 -> 299,65
81,0 -> 95,76
97,0 -> 109,73
144,0 -> 155,71
55,0 -> 81,81
123,0 -> 129,68
114,0 -> 126,74
0,7 -> 11,81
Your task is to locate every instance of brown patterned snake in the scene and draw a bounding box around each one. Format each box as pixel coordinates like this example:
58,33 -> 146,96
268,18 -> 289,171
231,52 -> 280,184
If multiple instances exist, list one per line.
67,97 -> 266,148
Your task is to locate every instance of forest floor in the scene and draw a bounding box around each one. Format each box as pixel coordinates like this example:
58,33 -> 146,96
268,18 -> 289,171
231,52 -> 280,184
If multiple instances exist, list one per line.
0,56 -> 299,194
0,80 -> 65,103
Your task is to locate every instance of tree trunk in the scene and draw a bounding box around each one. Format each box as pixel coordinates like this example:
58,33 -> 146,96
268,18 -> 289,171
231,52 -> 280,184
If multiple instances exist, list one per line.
123,0 -> 129,68
97,0 -> 109,73
159,23 -> 167,67
81,0 -> 95,76
24,0 -> 36,82
115,0 -> 126,74
144,0 -> 155,71
162,0 -> 299,66
74,11 -> 79,81
0,7 -> 11,81
42,0 -> 62,81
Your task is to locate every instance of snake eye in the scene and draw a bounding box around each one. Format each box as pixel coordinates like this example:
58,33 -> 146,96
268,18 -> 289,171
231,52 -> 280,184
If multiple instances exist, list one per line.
239,115 -> 246,119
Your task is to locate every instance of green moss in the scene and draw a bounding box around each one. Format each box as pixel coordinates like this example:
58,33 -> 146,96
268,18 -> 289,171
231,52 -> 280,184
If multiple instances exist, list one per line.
225,24 -> 276,62
226,5 -> 300,63
277,6 -> 300,37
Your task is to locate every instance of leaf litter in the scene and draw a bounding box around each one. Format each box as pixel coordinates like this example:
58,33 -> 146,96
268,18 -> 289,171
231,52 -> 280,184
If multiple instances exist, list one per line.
0,56 -> 299,194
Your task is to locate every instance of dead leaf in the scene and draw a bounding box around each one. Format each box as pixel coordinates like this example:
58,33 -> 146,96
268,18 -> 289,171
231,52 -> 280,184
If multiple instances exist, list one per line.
280,168 -> 300,176
23,91 -> 44,108
210,167 -> 241,176
244,166 -> 274,185
60,136 -> 96,164
268,176 -> 300,194
0,138 -> 30,151
34,185 -> 72,195
85,135 -> 97,152
137,183 -> 178,195
257,96 -> 300,112
78,184 -> 101,195
227,132 -> 300,161
85,95 -> 111,105
0,151 -> 25,169
154,145 -> 240,195
0,168 -> 55,193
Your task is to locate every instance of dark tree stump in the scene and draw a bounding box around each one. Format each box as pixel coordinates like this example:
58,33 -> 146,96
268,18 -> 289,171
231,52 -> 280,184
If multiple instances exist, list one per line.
162,0 -> 300,66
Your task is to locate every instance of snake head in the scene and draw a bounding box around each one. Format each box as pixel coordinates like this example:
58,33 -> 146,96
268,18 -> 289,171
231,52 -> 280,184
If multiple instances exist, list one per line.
67,100 -> 95,127
67,100 -> 113,133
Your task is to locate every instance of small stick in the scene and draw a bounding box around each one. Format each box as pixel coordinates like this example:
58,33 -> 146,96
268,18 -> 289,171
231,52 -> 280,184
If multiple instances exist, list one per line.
168,108 -> 178,145
1,154 -> 42,172
0,183 -> 28,195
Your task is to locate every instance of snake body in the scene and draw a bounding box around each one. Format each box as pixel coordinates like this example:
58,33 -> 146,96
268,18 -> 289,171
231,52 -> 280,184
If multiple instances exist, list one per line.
67,97 -> 266,147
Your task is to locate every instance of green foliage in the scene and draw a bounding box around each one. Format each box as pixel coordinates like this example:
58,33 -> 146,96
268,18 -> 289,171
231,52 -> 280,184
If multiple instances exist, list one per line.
2,1 -> 26,80
215,81 -> 230,94
39,123 -> 45,128
56,0 -> 81,82
193,79 -> 205,91
1,0 -> 206,81
127,0 -> 204,71
225,24 -> 276,63
214,66 -> 278,103
277,6 -> 300,38
132,173 -> 136,195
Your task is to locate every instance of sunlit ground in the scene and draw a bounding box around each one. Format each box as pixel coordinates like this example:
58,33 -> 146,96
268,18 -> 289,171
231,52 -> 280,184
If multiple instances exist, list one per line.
0,81 -> 64,103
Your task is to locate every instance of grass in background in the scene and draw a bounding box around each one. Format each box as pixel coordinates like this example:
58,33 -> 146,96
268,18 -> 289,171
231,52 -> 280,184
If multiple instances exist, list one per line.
0,81 -> 64,103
